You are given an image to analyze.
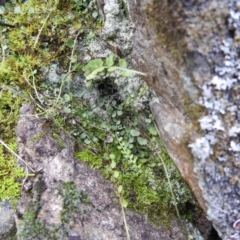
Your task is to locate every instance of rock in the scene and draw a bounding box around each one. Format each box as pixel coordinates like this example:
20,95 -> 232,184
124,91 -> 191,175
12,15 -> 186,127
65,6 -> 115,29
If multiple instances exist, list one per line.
127,0 -> 206,212
0,200 -> 16,240
126,0 -> 240,239
13,103 -> 190,240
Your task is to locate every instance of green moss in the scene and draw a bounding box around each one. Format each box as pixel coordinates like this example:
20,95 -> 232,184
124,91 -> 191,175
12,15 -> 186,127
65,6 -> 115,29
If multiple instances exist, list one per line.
1,0 -> 102,85
74,98 -> 196,226
0,89 -> 27,206
0,143 -> 26,206
0,91 -> 22,139
52,132 -> 65,149
18,209 -> 56,240
30,131 -> 47,143
60,181 -> 91,224
76,148 -> 103,169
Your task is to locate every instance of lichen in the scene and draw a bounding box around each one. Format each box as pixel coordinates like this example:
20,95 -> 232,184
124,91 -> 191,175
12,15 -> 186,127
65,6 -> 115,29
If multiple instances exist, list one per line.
188,1 -> 240,239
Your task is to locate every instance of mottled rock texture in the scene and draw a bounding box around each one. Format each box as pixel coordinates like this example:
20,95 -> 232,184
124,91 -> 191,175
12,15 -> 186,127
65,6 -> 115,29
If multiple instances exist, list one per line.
127,0 -> 240,239
128,0 -> 206,211
0,201 -> 16,240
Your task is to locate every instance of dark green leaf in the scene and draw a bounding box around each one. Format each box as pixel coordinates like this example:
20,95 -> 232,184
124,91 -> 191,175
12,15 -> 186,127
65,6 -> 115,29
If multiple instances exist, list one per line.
114,171 -> 120,178
118,185 -> 123,193
86,67 -> 105,80
117,111 -> 123,116
80,133 -> 87,139
148,126 -> 158,136
137,137 -> 147,145
122,199 -> 128,208
106,55 -> 114,67
130,129 -> 140,137
63,94 -> 71,102
84,139 -> 91,145
109,153 -> 115,160
71,55 -> 78,63
85,59 -> 104,72
110,160 -> 116,169
92,10 -> 98,19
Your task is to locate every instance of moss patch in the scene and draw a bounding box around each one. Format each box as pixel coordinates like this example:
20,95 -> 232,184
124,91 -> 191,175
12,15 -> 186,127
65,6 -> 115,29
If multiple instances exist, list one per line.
0,90 -> 26,205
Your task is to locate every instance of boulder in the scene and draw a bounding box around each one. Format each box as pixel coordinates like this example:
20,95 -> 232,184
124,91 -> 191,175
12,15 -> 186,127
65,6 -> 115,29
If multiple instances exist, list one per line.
126,0 -> 240,239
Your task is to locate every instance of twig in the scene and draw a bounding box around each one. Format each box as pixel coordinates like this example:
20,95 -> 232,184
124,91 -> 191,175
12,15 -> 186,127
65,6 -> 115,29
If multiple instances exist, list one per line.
68,31 -> 81,72
34,9 -> 53,48
154,122 -> 181,220
1,85 -> 30,99
120,198 -> 131,240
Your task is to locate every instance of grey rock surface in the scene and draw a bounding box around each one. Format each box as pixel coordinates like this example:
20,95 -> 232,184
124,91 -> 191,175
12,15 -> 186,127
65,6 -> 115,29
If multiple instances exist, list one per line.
14,103 -> 189,240
127,0 -> 206,212
75,0 -> 150,115
126,0 -> 240,239
0,201 -> 16,240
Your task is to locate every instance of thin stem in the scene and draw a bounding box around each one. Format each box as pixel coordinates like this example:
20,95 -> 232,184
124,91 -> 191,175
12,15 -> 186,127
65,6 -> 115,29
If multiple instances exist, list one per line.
0,138 -> 35,173
34,10 -> 52,48
67,31 -> 80,94
68,31 -> 80,72
120,198 -> 131,240
116,67 -> 147,76
154,122 -> 181,220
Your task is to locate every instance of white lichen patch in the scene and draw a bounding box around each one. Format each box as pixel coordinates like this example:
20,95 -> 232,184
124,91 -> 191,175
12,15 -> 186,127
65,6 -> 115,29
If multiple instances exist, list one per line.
198,115 -> 224,131
229,141 -> 240,152
210,75 -> 237,90
189,137 -> 213,161
229,126 -> 240,137
188,1 -> 240,239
